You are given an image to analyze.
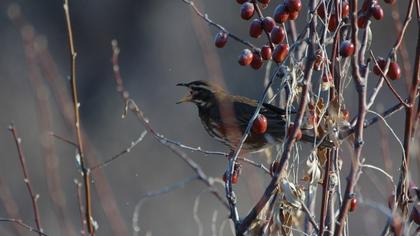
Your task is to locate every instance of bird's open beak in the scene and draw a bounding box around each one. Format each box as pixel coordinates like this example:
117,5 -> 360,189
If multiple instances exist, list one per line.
176,83 -> 192,104
176,94 -> 193,104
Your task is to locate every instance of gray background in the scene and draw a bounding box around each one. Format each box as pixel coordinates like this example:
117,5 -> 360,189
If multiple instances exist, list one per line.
0,0 -> 418,235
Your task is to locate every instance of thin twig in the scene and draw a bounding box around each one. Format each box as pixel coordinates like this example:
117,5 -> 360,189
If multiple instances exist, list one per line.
181,0 -> 257,50
90,130 -> 147,170
0,218 -> 48,236
8,124 -> 43,236
50,132 -> 77,147
63,0 -> 94,234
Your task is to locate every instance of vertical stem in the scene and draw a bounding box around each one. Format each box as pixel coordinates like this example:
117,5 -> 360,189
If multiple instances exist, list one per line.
63,1 -> 94,234
9,124 -> 43,236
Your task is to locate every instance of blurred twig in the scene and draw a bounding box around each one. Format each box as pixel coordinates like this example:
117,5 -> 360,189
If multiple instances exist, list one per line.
0,218 -> 48,236
8,124 -> 43,236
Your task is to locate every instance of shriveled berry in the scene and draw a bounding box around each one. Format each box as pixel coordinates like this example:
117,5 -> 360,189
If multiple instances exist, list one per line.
262,17 -> 276,32
289,10 -> 299,20
251,53 -> 264,70
285,0 -> 302,12
342,1 -> 350,17
240,2 -> 255,20
236,0 -> 247,4
252,114 -> 268,134
261,45 -> 272,60
214,31 -> 228,48
249,19 -> 263,38
388,62 -> 401,80
317,3 -> 326,19
238,49 -> 253,66
328,14 -> 338,31
272,44 -> 288,63
371,4 -> 384,20
373,57 -> 387,76
350,198 -> 358,212
357,14 -> 369,28
339,40 -> 355,57
273,4 -> 289,23
258,0 -> 270,4
270,25 -> 286,44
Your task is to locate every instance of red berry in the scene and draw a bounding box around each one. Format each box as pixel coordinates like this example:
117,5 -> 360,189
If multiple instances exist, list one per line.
270,25 -> 286,44
388,62 -> 401,80
214,31 -> 228,48
249,19 -> 263,38
339,40 -> 355,57
361,0 -> 369,12
252,114 -> 268,134
272,44 -> 289,63
240,2 -> 255,20
238,49 -> 253,66
373,57 -> 387,76
287,124 -> 302,140
342,1 -> 350,17
317,3 -> 326,19
273,4 -> 289,23
357,14 -> 369,28
258,0 -> 270,4
270,161 -> 280,176
223,172 -> 239,184
328,14 -> 338,31
285,0 -> 302,12
236,0 -> 247,4
289,11 -> 299,20
262,17 -> 276,32
251,53 -> 264,70
261,45 -> 272,60
349,198 -> 358,212
371,4 -> 384,20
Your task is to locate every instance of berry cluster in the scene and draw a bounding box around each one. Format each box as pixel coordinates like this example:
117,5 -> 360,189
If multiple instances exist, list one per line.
373,57 -> 401,80
214,0 -> 304,70
223,163 -> 242,184
316,1 -> 349,32
358,0 -> 385,28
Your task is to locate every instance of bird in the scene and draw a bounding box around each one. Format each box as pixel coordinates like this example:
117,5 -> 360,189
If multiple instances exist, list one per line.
176,80 -> 331,153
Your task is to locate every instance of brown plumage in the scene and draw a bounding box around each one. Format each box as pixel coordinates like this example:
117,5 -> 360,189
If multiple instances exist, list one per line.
177,80 -> 329,152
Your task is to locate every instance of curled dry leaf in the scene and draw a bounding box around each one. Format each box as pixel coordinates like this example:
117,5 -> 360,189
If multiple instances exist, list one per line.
303,153 -> 321,184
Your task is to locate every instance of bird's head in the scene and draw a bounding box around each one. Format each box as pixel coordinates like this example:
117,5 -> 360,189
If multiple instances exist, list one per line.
176,80 -> 224,107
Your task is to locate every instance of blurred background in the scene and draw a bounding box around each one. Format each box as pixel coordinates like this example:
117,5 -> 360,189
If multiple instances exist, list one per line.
0,0 -> 418,235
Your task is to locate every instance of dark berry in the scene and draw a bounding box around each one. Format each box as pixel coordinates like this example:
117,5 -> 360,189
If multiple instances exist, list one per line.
339,40 -> 355,57
251,52 -> 264,70
240,2 -> 255,20
262,17 -> 276,32
328,14 -> 338,31
357,14 -> 369,28
261,45 -> 272,60
371,4 -> 384,20
258,0 -> 270,4
388,62 -> 401,80
317,3 -> 326,19
236,0 -> 247,4
238,49 -> 253,66
373,57 -> 387,76
273,4 -> 289,23
214,31 -> 228,48
249,19 -> 263,38
270,25 -> 286,44
272,44 -> 288,63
